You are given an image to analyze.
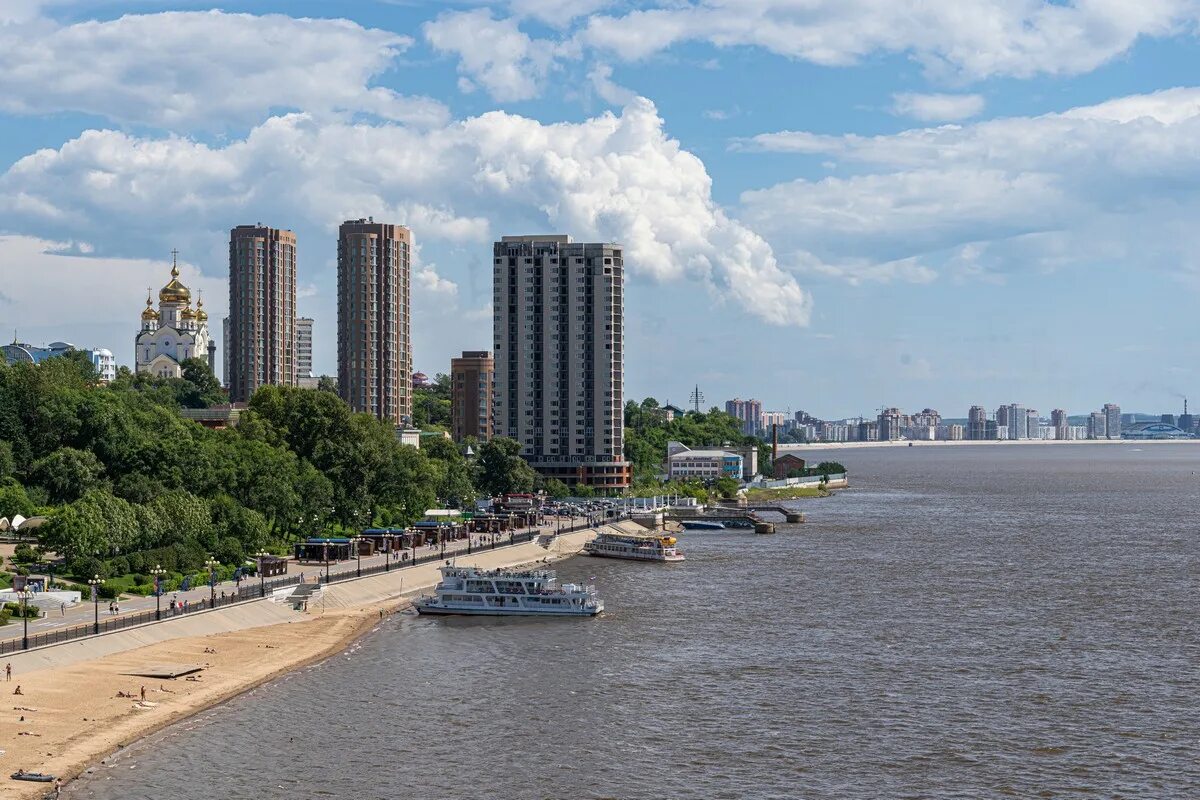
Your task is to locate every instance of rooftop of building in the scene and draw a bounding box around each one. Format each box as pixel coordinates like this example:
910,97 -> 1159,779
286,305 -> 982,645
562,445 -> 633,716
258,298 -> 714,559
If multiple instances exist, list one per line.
500,234 -> 571,243
669,449 -> 743,459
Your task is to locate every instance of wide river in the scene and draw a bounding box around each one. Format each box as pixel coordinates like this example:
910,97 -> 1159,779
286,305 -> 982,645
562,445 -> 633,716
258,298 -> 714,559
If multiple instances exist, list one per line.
69,444 -> 1198,798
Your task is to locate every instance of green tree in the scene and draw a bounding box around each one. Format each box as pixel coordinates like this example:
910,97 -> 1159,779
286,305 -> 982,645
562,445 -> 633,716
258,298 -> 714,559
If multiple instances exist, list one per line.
40,490 -> 137,563
0,481 -> 36,519
178,358 -> 226,408
475,437 -> 537,496
715,477 -> 740,499
29,447 -> 106,504
422,436 -> 476,508
0,440 -> 13,482
544,478 -> 571,499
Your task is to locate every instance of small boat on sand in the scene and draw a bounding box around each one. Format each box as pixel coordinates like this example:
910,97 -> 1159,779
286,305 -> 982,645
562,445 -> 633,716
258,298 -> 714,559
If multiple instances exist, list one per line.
11,770 -> 56,782
681,520 -> 725,531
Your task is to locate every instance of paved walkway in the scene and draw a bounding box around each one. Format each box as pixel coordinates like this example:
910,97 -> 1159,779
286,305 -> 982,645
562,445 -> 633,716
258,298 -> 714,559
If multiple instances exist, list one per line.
3,515 -> 599,640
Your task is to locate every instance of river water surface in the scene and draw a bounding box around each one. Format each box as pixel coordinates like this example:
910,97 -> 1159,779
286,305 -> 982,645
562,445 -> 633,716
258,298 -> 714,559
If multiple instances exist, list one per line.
69,444 -> 1199,798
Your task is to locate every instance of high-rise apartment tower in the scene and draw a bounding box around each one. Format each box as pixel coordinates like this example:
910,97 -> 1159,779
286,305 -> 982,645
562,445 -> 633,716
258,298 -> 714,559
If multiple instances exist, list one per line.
1103,403 -> 1121,439
493,235 -> 630,490
451,350 -> 495,442
337,218 -> 412,425
227,224 -> 297,402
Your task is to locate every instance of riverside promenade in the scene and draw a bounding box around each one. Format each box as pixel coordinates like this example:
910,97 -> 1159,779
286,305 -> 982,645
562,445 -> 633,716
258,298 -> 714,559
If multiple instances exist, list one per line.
0,515 -> 602,654
0,521 -> 622,798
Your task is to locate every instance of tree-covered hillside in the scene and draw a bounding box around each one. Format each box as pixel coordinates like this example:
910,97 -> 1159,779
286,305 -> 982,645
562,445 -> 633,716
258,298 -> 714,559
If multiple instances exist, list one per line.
0,355 -> 489,585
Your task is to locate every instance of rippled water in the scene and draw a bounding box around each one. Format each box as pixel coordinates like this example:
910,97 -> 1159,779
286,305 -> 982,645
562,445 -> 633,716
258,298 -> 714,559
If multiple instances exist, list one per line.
70,445 -> 1200,798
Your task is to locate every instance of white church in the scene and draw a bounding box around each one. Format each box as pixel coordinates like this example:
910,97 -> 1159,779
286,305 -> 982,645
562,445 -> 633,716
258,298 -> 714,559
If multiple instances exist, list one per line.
136,252 -> 216,378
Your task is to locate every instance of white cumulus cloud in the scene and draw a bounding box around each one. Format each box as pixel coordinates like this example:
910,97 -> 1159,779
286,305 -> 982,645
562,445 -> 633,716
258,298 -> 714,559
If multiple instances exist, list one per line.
0,10 -> 447,129
737,87 -> 1200,285
580,0 -> 1197,81
424,9 -> 564,102
891,92 -> 985,122
0,98 -> 811,327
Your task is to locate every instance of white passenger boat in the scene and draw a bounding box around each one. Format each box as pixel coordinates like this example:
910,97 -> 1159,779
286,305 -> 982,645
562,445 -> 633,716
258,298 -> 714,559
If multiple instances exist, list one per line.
583,531 -> 685,562
414,565 -> 604,616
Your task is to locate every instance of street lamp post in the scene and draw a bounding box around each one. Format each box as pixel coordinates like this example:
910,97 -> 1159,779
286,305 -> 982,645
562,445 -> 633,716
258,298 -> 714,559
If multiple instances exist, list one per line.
255,551 -> 270,597
351,537 -> 362,578
20,589 -> 31,650
384,539 -> 391,573
204,557 -> 219,608
324,542 -> 331,584
150,564 -> 166,620
88,575 -> 102,634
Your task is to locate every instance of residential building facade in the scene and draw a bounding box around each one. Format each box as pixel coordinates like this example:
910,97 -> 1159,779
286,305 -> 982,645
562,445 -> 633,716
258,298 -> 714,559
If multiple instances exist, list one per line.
450,350 -> 495,442
725,398 -> 763,435
227,224 -> 297,402
493,235 -> 629,490
337,219 -> 413,425
967,405 -> 988,440
1051,408 -> 1068,440
1103,403 -> 1121,439
296,317 -> 314,380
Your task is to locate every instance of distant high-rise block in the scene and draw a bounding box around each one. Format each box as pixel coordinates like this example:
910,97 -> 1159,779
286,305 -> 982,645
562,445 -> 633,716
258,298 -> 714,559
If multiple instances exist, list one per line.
1051,408 -> 1068,440
1103,403 -> 1121,439
296,317 -> 314,378
227,224 -> 297,402
451,350 -> 494,442
493,234 -> 629,491
337,219 -> 412,425
967,405 -> 988,440
725,398 -> 762,435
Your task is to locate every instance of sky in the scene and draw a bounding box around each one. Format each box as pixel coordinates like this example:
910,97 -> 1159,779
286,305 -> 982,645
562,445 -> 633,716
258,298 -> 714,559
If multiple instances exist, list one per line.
2,1 -> 1200,419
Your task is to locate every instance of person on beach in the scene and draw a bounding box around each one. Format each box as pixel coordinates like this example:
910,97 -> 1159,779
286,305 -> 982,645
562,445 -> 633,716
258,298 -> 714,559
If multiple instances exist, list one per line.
140,685 -> 146,702
5,663 -> 10,681
13,685 -> 22,695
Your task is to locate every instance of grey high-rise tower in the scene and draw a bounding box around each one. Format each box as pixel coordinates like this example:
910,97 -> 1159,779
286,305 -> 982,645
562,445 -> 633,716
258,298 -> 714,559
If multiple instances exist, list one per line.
493,235 -> 630,491
227,224 -> 297,402
337,218 -> 412,425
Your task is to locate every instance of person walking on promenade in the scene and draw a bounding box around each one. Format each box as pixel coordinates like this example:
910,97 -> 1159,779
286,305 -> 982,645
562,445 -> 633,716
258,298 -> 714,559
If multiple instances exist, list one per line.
140,685 -> 146,703
5,663 -> 10,682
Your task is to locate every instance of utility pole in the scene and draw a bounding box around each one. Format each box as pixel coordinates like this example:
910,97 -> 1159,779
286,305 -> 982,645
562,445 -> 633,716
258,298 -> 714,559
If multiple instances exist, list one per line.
690,384 -> 705,414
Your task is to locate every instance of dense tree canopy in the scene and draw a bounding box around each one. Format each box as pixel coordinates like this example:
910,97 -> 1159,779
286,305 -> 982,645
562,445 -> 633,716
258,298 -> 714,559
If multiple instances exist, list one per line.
0,357 -> 493,581
412,373 -> 451,430
624,398 -> 764,479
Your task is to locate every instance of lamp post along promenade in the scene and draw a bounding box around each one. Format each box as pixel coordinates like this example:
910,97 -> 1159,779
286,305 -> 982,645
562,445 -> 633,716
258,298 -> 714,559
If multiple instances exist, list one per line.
150,564 -> 166,620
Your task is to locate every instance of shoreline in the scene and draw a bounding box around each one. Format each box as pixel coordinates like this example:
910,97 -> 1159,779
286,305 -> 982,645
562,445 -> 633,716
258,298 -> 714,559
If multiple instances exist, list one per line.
4,525 -> 609,798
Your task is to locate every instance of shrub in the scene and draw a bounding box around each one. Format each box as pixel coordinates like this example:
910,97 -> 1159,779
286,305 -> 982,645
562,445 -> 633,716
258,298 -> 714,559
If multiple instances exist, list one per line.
69,555 -> 106,581
11,543 -> 38,565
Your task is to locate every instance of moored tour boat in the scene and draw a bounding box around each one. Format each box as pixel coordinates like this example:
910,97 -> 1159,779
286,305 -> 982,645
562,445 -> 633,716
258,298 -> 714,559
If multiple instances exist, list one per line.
584,531 -> 684,562
415,565 -> 603,617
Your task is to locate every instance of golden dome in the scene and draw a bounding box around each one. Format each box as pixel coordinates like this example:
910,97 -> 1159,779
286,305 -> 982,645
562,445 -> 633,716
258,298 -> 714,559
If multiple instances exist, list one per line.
181,304 -> 197,321
195,293 -> 208,322
158,250 -> 191,304
141,292 -> 160,322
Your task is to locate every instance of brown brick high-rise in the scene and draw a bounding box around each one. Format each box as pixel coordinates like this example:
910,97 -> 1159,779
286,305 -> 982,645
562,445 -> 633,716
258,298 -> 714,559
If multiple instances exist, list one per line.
337,218 -> 412,425
227,224 -> 297,402
451,350 -> 494,442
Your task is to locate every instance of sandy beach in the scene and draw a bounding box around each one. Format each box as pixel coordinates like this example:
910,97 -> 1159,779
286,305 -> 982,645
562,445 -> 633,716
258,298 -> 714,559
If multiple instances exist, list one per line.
0,526 -> 606,798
